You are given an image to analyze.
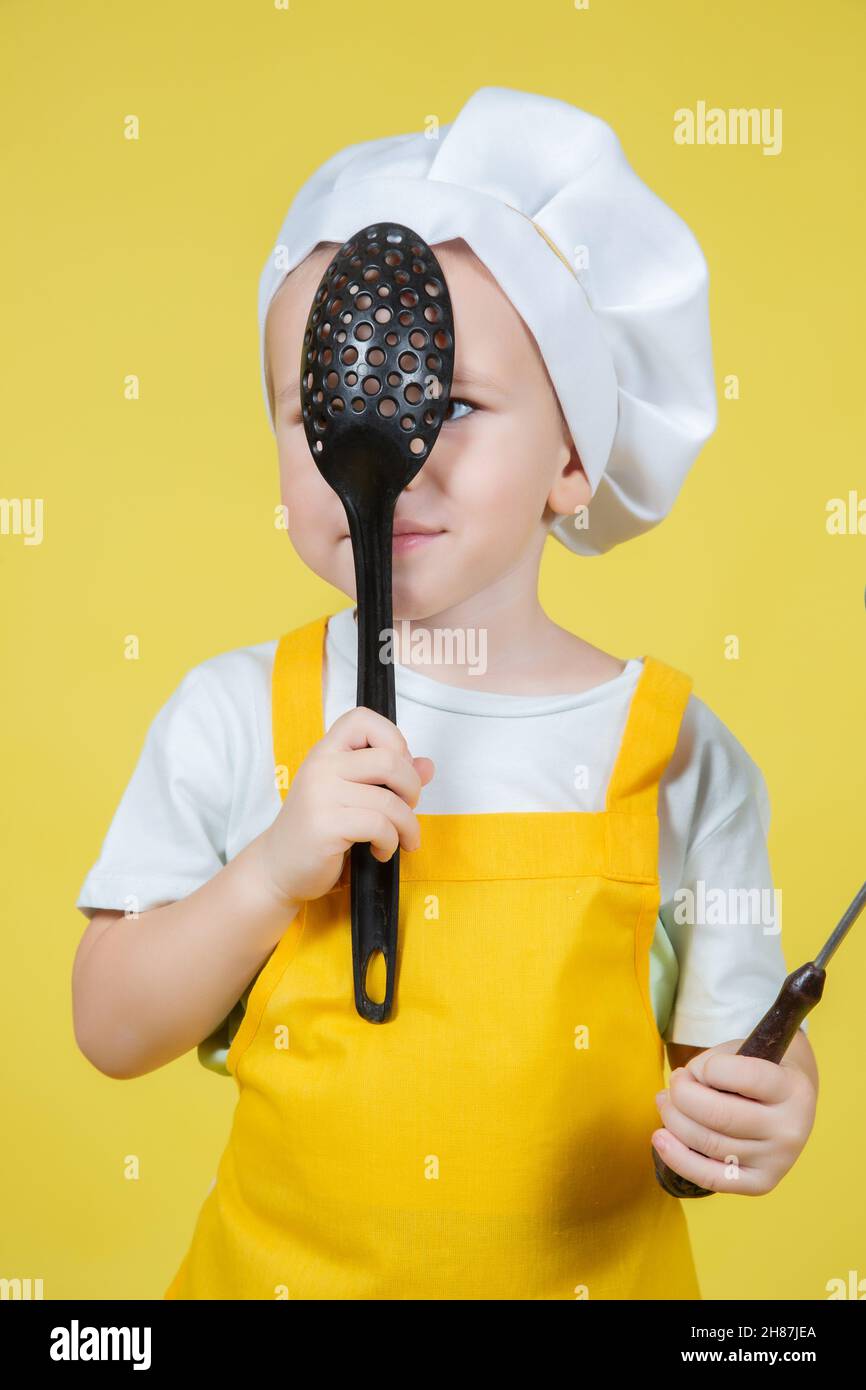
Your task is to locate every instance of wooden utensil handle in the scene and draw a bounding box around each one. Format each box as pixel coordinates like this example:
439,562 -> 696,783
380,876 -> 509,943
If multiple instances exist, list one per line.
652,962 -> 826,1198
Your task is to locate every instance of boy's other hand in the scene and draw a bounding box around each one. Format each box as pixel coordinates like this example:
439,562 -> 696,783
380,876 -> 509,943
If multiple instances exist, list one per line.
254,706 -> 434,908
651,1036 -> 818,1195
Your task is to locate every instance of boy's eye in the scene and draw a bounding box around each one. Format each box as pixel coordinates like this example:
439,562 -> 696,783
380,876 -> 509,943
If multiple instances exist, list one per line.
443,397 -> 476,423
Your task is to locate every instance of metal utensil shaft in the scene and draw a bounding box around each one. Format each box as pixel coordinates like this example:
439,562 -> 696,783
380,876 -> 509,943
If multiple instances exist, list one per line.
653,878 -> 866,1198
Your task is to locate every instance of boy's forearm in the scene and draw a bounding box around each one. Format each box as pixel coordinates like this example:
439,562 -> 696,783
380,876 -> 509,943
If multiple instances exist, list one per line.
73,831 -> 300,1080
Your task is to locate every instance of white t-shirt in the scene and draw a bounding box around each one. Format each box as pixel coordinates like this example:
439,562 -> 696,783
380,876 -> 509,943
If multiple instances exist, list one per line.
76,606 -> 801,1046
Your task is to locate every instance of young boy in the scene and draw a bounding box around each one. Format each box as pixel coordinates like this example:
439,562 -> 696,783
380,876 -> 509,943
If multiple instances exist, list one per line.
73,87 -> 818,1300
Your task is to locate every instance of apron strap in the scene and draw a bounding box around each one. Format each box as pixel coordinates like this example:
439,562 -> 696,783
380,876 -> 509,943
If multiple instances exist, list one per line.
272,613 -> 331,797
273,619 -> 692,824
604,656 -> 693,817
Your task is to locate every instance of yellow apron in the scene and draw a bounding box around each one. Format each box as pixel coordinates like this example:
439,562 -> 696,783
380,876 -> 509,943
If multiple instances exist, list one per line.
165,612 -> 701,1300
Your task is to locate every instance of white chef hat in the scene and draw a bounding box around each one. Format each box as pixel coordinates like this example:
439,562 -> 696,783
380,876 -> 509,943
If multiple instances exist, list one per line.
258,85 -> 717,557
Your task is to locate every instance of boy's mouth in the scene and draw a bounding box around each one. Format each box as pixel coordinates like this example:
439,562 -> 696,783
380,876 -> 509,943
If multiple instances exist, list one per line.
391,530 -> 443,554
339,521 -> 445,554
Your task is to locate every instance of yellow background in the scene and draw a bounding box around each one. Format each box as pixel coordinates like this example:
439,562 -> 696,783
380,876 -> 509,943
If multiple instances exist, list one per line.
2,0 -> 864,1301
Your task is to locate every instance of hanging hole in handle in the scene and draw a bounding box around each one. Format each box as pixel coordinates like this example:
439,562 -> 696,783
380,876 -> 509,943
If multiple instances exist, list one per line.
363,948 -> 388,1006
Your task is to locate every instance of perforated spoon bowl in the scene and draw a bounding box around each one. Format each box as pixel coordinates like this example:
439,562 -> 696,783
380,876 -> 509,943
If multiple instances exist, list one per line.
300,223 -> 455,1021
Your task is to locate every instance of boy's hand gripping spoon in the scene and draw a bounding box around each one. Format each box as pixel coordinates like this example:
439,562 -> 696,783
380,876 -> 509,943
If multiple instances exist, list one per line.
653,877 -> 866,1197
300,224 -> 455,1022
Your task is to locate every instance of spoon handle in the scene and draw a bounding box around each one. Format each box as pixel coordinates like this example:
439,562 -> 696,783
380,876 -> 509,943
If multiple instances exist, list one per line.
345,488 -> 400,1021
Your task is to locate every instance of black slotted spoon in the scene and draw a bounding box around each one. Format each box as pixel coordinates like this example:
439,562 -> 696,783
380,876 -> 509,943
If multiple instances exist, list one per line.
300,223 -> 455,1022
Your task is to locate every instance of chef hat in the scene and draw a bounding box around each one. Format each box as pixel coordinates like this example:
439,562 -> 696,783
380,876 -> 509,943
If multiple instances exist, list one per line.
258,85 -> 717,556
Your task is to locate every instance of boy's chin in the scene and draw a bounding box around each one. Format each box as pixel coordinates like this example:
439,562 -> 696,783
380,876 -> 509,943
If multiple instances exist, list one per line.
338,568 -> 469,624
390,595 -> 463,624
340,590 -> 446,625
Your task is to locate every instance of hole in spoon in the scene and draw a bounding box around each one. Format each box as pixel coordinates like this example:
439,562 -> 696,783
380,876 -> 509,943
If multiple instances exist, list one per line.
363,949 -> 387,1006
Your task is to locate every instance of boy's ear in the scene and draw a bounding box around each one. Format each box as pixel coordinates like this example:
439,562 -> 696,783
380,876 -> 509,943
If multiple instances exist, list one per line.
546,434 -> 592,518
